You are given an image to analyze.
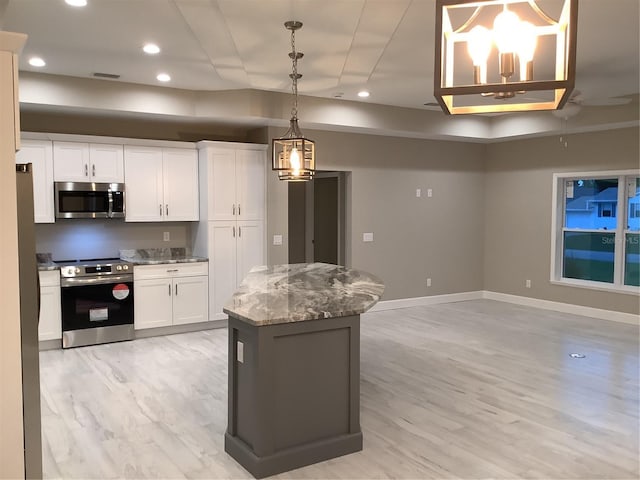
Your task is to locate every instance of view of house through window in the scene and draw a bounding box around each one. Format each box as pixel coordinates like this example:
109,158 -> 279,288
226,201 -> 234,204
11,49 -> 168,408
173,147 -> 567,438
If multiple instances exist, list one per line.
625,177 -> 640,286
556,173 -> 640,289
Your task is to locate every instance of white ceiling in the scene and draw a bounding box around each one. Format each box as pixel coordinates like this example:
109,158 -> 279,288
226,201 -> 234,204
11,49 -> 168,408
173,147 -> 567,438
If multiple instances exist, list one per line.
1,0 -> 638,111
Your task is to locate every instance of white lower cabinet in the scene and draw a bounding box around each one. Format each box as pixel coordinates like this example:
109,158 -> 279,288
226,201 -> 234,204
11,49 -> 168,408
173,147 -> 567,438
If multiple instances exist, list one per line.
38,270 -> 61,341
134,262 -> 209,330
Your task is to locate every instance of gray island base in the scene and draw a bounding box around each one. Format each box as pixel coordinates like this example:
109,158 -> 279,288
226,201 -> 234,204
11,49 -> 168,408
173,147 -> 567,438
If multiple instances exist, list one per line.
223,263 -> 384,479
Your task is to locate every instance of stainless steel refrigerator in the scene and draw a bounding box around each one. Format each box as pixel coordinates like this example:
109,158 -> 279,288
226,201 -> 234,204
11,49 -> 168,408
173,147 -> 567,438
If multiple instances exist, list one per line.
16,163 -> 43,479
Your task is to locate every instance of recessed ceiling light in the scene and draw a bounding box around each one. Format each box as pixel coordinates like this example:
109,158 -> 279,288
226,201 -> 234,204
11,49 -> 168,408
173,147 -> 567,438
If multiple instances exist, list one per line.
65,0 -> 87,6
357,91 -> 370,98
28,57 -> 46,67
156,73 -> 171,82
143,43 -> 160,55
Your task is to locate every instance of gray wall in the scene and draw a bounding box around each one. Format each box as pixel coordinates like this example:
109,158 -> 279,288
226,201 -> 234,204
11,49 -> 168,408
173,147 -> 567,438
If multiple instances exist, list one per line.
484,127 -> 640,315
24,110 -> 639,313
264,127 -> 487,301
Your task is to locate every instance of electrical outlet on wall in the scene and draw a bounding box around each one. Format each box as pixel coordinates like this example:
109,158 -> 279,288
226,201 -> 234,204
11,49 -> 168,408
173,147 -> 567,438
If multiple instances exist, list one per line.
426,277 -> 432,287
163,231 -> 170,242
525,279 -> 531,288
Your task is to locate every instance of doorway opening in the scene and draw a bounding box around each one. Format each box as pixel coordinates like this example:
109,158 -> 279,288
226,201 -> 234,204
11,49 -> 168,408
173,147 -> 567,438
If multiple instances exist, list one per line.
288,171 -> 349,266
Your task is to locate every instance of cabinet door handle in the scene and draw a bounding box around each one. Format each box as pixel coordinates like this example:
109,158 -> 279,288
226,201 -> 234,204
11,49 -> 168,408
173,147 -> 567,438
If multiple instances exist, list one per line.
92,164 -> 96,177
232,226 -> 235,237
84,164 -> 88,177
168,284 -> 171,296
175,284 -> 178,296
166,269 -> 179,273
238,204 -> 241,216
238,226 -> 241,237
232,204 -> 236,216
166,204 -> 169,216
159,204 -> 163,216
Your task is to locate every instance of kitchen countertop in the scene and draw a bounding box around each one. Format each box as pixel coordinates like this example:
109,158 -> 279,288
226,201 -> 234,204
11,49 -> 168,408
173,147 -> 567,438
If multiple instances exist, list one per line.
37,253 -> 59,271
223,262 -> 384,326
119,248 -> 207,265
37,263 -> 59,271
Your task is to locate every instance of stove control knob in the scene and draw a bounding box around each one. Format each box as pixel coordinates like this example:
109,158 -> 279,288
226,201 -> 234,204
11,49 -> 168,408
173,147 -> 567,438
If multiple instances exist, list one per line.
75,268 -> 81,274
123,265 -> 129,271
116,265 -> 122,271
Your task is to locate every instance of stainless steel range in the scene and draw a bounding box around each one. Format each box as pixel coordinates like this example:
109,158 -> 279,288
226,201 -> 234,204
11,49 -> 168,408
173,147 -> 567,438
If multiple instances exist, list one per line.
58,258 -> 134,348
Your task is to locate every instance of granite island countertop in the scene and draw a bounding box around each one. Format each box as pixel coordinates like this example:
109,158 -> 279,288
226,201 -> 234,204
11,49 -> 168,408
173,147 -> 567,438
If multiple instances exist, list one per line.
223,263 -> 384,326
119,248 -> 207,265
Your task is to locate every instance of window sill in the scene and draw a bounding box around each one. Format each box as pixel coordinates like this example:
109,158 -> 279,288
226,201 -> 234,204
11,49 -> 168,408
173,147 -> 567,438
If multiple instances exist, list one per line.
550,278 -> 640,296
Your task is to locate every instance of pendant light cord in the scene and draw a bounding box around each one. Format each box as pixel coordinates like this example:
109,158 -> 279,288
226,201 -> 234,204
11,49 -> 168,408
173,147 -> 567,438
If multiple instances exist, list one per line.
290,27 -> 299,121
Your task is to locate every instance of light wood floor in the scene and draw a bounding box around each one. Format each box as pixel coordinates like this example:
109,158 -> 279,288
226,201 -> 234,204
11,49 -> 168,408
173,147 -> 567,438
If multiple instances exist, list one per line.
39,300 -> 639,479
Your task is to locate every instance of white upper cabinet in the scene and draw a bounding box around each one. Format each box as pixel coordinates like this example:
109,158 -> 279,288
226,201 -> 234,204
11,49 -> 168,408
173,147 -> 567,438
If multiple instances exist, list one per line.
124,146 -> 164,222
53,141 -> 124,183
202,144 -> 265,222
209,149 -> 237,221
124,146 -> 199,222
16,139 -> 55,223
236,149 -> 266,221
162,148 -> 199,221
89,144 -> 125,182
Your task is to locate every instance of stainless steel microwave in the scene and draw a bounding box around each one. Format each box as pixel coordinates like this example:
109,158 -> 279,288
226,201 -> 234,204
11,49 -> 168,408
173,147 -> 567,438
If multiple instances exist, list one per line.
54,182 -> 125,219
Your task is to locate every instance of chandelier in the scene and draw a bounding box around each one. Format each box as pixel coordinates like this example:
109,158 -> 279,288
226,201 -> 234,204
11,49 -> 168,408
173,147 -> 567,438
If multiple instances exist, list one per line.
272,21 -> 316,181
434,0 -> 577,115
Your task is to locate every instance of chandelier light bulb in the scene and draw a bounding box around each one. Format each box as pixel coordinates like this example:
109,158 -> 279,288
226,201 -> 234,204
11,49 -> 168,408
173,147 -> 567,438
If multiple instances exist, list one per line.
517,21 -> 537,81
493,8 -> 520,54
468,25 -> 492,84
290,147 -> 301,177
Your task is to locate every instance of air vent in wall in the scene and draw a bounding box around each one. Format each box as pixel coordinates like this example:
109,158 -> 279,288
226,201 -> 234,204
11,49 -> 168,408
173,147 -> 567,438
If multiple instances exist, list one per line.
93,72 -> 120,79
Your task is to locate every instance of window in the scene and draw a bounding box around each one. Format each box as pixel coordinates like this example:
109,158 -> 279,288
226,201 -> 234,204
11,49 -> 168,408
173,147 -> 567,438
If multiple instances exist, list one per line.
552,171 -> 640,292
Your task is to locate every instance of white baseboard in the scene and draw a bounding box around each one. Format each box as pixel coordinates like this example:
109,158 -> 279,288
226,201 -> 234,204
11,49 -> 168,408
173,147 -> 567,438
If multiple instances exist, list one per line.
482,291 -> 639,325
368,290 -> 638,325
368,291 -> 484,312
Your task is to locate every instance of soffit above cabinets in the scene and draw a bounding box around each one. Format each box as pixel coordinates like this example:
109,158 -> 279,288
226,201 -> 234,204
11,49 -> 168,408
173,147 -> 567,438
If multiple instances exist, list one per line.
4,0 -> 639,141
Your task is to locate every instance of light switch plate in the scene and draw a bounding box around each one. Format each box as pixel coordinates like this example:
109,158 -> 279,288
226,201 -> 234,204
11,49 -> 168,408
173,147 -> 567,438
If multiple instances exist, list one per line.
363,232 -> 374,242
416,188 -> 421,198
427,188 -> 433,198
273,235 -> 283,246
237,341 -> 244,363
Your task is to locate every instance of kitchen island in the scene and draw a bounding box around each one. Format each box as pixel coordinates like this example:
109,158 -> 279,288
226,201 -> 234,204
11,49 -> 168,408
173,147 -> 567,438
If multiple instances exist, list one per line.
223,263 -> 384,479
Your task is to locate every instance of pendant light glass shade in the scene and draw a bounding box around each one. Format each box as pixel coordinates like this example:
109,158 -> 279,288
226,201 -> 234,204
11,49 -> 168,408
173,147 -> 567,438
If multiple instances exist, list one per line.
273,118 -> 316,181
271,20 -> 316,181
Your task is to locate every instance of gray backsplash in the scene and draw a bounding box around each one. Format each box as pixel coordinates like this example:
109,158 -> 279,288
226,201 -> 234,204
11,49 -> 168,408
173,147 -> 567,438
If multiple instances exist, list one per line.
35,220 -> 192,261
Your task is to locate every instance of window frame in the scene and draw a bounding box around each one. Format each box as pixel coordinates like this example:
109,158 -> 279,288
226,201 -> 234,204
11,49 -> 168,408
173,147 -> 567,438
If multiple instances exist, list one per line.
551,169 -> 640,295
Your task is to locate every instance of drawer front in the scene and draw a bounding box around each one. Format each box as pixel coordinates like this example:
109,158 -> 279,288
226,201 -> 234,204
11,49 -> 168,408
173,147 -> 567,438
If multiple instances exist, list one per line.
171,262 -> 208,278
39,270 -> 60,287
134,262 -> 208,280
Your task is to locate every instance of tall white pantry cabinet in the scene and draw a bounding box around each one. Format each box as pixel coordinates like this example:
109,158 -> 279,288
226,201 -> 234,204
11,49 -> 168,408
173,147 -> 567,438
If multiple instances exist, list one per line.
193,141 -> 267,321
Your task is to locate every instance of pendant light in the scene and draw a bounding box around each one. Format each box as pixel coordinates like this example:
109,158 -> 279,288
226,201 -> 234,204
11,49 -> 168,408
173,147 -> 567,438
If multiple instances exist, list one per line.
434,0 -> 577,115
272,21 -> 316,181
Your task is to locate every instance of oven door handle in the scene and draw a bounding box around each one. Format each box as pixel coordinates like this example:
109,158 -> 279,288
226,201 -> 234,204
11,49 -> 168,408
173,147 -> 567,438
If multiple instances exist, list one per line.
61,275 -> 133,287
